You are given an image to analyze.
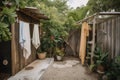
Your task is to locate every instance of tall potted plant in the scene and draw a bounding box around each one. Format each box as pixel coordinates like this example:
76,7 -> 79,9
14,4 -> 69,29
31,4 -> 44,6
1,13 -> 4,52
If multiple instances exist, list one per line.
94,47 -> 108,73
36,37 -> 50,59
52,36 -> 65,61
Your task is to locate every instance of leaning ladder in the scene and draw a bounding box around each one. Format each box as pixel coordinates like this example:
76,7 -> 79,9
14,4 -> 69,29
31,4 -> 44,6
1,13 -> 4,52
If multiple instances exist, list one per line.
87,17 -> 96,65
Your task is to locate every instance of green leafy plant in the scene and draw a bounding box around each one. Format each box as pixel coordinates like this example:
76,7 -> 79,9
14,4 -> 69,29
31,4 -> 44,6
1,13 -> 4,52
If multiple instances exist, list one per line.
0,22 -> 11,42
89,64 -> 96,72
94,47 -> 108,66
89,47 -> 108,72
0,7 -> 16,42
36,47 -> 44,53
105,56 -> 120,80
1,7 -> 17,24
0,0 -> 28,42
36,36 -> 55,54
54,47 -> 64,57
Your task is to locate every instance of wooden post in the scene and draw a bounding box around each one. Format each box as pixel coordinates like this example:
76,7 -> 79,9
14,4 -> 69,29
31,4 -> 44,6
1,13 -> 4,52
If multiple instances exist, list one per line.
91,17 -> 96,64
79,22 -> 90,65
11,23 -> 17,75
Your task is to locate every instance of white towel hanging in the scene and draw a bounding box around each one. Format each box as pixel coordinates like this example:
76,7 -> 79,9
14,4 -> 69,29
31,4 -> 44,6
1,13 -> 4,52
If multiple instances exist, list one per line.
32,24 -> 40,49
19,21 -> 31,59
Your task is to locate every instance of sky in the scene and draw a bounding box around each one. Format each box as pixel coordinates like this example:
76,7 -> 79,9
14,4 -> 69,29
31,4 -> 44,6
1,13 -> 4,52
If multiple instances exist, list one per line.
67,0 -> 89,9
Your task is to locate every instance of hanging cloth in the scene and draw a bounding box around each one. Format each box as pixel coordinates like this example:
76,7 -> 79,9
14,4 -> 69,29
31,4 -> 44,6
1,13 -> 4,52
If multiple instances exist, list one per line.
32,24 -> 40,49
19,21 -> 31,59
79,22 -> 90,65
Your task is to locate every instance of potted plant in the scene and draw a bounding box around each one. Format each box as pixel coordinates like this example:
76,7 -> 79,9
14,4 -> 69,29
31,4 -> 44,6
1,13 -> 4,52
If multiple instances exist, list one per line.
37,33 -> 57,58
54,47 -> 65,61
36,46 -> 47,60
94,47 -> 108,73
36,36 -> 50,59
40,20 -> 68,58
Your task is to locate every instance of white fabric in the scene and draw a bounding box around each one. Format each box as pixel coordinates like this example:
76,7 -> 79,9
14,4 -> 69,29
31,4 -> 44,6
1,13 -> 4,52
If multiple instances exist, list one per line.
19,21 -> 31,59
32,24 -> 40,49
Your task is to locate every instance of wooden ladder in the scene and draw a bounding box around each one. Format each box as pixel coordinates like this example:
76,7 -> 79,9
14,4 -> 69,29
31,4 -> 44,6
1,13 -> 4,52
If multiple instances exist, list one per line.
87,17 -> 96,65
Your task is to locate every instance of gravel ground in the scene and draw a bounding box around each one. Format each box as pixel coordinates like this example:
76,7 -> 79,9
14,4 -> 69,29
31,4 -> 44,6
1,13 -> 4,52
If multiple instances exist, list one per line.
40,57 -> 98,80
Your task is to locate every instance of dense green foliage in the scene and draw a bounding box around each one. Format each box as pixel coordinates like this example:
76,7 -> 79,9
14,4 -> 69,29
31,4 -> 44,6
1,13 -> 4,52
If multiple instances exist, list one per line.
1,0 -> 120,42
87,0 -> 120,14
0,0 -> 44,42
32,0 -> 77,54
68,0 -> 120,21
0,0 -> 31,41
68,6 -> 89,21
0,0 -> 77,42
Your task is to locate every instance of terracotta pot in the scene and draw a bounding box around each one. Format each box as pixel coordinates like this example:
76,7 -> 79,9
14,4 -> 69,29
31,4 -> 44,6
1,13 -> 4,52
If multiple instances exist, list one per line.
50,35 -> 54,40
37,52 -> 46,59
97,64 -> 105,74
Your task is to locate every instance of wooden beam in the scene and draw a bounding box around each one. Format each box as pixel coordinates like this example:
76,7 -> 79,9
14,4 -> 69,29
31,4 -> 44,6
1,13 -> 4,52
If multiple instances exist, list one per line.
18,11 -> 39,21
77,13 -> 98,24
17,11 -> 40,24
19,9 -> 49,20
11,23 -> 17,75
20,9 -> 43,21
77,12 -> 120,25
99,12 -> 120,15
91,17 -> 96,64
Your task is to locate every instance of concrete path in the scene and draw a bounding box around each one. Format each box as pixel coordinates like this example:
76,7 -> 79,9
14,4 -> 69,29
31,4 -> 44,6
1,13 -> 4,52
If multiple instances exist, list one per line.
40,57 -> 98,80
8,58 -> 54,80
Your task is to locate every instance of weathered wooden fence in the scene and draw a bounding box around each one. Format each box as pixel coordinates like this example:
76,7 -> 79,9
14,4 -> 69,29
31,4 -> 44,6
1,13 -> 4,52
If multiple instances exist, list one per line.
65,29 -> 81,57
96,16 -> 120,58
65,15 -> 120,60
